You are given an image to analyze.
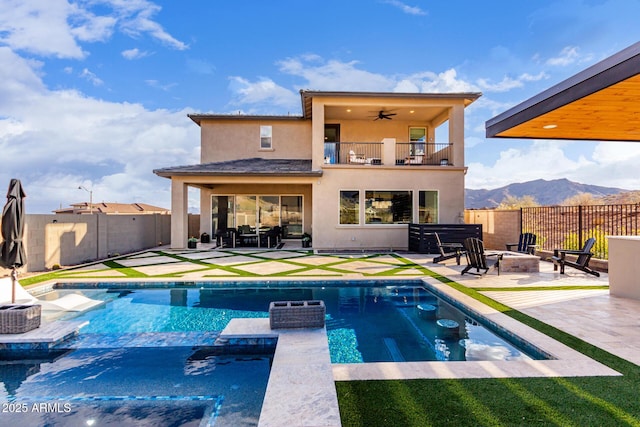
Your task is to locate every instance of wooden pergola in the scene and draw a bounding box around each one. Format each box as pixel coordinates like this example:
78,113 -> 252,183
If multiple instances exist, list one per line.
485,42 -> 640,142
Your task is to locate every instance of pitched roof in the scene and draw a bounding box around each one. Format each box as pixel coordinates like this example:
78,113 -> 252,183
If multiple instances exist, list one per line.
186,90 -> 482,125
153,158 -> 321,178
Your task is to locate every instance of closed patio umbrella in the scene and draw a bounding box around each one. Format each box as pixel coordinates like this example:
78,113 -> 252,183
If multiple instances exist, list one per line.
0,179 -> 27,304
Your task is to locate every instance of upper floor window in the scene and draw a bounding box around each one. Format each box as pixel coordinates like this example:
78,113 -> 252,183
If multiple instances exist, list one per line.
409,127 -> 426,156
260,125 -> 272,149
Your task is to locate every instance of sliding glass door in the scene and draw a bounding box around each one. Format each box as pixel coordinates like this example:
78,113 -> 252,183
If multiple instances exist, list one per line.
212,195 -> 303,237
281,196 -> 303,237
211,196 -> 235,233
259,196 -> 280,229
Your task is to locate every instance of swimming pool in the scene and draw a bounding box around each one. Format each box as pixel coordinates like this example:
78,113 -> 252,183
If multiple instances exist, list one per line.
47,282 -> 544,363
0,346 -> 271,426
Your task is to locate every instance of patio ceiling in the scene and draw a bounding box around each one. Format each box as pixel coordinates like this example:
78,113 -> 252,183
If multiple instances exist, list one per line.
301,90 -> 481,122
485,42 -> 640,142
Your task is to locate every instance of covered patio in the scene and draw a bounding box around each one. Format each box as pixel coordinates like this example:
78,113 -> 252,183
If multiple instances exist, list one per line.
154,158 -> 321,249
485,41 -> 640,300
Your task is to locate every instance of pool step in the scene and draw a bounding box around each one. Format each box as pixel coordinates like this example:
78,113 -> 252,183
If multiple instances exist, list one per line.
383,337 -> 406,362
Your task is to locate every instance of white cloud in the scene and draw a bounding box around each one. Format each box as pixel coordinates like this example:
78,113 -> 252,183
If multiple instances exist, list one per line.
80,68 -> 104,86
121,47 -> 151,59
396,70 -> 483,93
0,0 -> 91,58
477,71 -> 548,93
381,0 -> 427,16
0,0 -> 186,59
145,79 -> 177,91
111,0 -> 188,50
0,48 -> 199,213
466,141 -> 594,189
227,77 -> 299,112
277,57 -> 396,92
545,45 -> 591,67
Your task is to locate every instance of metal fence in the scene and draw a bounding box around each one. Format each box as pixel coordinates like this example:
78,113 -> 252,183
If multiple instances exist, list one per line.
521,204 -> 640,259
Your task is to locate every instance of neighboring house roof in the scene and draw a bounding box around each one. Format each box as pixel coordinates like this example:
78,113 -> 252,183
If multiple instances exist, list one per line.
153,158 -> 322,178
485,41 -> 640,142
54,202 -> 170,214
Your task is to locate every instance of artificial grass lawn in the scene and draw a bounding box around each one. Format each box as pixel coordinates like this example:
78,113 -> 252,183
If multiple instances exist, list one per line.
336,271 -> 640,427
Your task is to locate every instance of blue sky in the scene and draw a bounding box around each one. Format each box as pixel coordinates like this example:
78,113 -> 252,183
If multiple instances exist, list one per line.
1,0 -> 640,213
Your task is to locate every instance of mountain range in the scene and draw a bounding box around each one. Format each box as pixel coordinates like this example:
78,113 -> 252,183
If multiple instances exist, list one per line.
465,178 -> 626,209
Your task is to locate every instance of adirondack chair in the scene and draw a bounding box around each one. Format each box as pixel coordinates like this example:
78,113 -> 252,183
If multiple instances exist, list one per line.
551,237 -> 600,277
461,237 -> 503,276
432,232 -> 465,265
505,232 -> 537,254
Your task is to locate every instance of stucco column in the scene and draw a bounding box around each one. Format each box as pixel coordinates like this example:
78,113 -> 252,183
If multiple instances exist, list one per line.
450,104 -> 464,166
171,179 -> 189,249
312,100 -> 325,169
200,189 -> 212,236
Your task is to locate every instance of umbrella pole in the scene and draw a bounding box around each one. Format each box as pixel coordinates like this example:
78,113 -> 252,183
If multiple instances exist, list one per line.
11,267 -> 17,304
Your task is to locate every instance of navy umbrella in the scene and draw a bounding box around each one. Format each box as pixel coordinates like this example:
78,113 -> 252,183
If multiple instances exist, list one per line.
0,179 -> 27,304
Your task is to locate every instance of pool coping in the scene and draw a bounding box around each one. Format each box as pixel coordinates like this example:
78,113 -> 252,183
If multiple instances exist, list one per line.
221,318 -> 341,427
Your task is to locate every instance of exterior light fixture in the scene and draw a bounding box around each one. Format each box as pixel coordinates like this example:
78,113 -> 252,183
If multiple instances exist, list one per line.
78,185 -> 93,214
543,124 -> 557,129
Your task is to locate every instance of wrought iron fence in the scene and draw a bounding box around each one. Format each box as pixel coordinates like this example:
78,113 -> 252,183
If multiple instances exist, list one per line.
521,204 -> 640,259
323,142 -> 383,165
395,142 -> 452,165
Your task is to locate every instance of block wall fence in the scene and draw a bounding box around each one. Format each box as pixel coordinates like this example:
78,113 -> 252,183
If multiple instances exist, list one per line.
1,214 -> 173,273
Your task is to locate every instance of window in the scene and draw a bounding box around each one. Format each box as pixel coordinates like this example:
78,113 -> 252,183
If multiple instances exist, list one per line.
365,191 -> 412,224
409,127 -> 426,156
260,125 -> 272,149
340,191 -> 359,224
419,191 -> 438,223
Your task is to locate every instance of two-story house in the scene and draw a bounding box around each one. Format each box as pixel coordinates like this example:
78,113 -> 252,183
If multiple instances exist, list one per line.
154,90 -> 481,250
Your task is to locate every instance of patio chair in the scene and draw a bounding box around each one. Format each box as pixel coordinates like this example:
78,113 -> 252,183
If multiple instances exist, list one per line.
404,155 -> 424,165
216,228 -> 237,248
505,232 -> 537,254
348,150 -> 366,164
260,227 -> 281,248
432,232 -> 465,265
551,237 -> 600,277
461,237 -> 502,276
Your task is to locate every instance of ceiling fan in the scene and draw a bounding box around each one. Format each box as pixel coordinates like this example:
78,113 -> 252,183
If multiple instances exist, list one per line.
370,110 -> 397,120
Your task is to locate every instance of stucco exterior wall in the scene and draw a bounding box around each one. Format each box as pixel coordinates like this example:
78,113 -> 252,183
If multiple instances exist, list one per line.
327,119 -> 437,142
312,167 -> 466,250
0,214 -> 171,273
200,119 -> 311,163
465,209 -> 521,250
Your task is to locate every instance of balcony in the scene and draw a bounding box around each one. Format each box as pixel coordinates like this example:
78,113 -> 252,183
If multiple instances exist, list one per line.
324,141 -> 453,166
395,142 -> 452,166
324,142 -> 383,165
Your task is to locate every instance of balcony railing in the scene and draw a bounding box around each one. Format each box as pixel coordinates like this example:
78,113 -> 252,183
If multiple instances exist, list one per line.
395,142 -> 452,166
324,142 -> 383,165
324,141 -> 453,166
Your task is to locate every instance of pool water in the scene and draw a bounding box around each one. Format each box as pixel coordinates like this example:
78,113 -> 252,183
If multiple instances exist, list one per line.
0,346 -> 271,427
52,285 -> 539,363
